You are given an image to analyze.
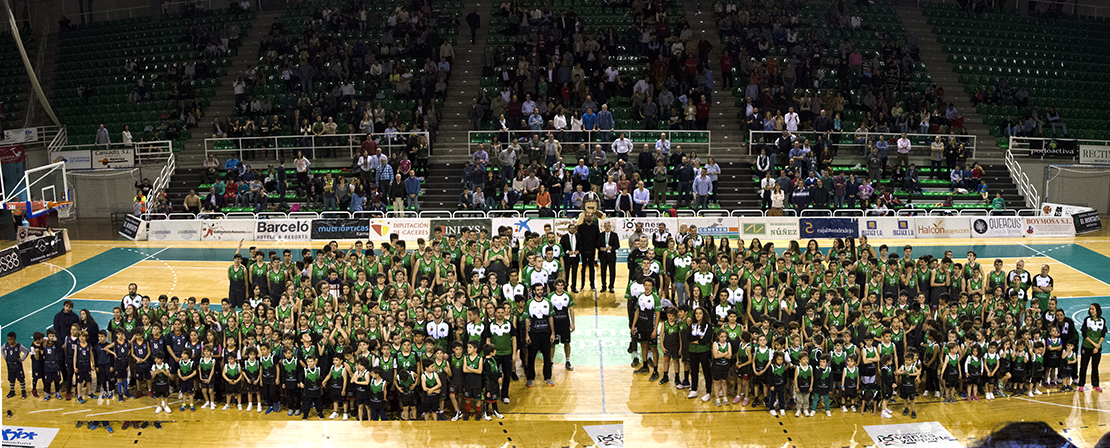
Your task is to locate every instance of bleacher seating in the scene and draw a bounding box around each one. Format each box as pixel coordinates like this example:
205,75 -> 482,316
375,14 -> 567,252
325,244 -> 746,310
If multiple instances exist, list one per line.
923,2 -> 1110,143
52,11 -> 252,146
0,33 -> 31,130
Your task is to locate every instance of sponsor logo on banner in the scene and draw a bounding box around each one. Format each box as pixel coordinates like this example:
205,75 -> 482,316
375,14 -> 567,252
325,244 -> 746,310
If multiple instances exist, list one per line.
680,217 -> 740,237
147,220 -> 202,241
0,128 -> 38,144
369,219 -> 431,240
0,144 -> 25,164
119,214 -> 146,240
1040,202 -> 1094,216
1022,216 -> 1075,237
583,424 -> 624,448
864,422 -> 962,448
914,217 -> 971,238
491,218 -> 576,239
1,425 -> 61,448
200,220 -> 255,241
18,233 -> 66,265
255,219 -> 311,241
970,217 -> 1023,238
1073,210 -> 1102,234
47,149 -> 93,170
740,218 -> 800,238
613,218 -> 679,240
1079,145 -> 1110,165
428,218 -> 492,238
859,218 -> 915,238
92,148 -> 135,168
16,227 -> 53,243
800,218 -> 859,239
310,219 -> 369,239
1029,138 -> 1078,158
0,246 -> 24,278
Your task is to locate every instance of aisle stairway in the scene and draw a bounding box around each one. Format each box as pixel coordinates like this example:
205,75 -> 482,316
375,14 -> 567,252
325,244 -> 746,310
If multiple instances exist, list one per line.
895,5 -> 1000,162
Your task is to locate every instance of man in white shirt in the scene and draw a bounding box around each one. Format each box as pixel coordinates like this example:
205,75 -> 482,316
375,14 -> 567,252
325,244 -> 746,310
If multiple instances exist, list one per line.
896,132 -> 912,169
122,283 -> 142,310
655,133 -> 671,157
294,151 -> 311,189
632,181 -> 650,217
612,133 -> 633,161
605,65 -> 619,82
784,106 -> 800,132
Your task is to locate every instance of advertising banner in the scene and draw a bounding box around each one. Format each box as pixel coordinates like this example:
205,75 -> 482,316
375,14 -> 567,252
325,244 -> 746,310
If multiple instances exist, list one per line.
1079,145 -> 1110,165
914,216 -> 971,239
310,218 -> 369,240
799,218 -> 859,239
1040,202 -> 1094,216
970,216 -> 1023,238
858,217 -> 916,239
0,246 -> 23,278
91,148 -> 135,169
200,219 -> 255,241
863,422 -> 961,448
254,219 -> 311,242
147,220 -> 202,241
428,218 -> 492,238
1029,138 -> 1078,158
490,217 -> 577,240
1073,210 -> 1102,235
0,144 -> 24,164
1,128 -> 38,144
739,217 -> 801,239
1022,216 -> 1075,237
368,218 -> 432,241
118,214 -> 147,240
47,148 -> 93,170
611,217 -> 679,240
679,217 -> 740,238
1,425 -> 61,448
18,233 -> 66,265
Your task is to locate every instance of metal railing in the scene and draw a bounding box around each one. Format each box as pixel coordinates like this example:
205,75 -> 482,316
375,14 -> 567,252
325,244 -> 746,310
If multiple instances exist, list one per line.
467,129 -> 712,157
148,153 -> 176,204
147,207 -> 1036,221
1004,149 -> 1040,209
204,131 -> 429,162
749,131 -> 978,159
52,140 -> 173,165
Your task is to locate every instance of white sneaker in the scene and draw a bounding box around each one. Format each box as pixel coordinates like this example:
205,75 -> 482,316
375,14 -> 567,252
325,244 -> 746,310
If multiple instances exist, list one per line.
795,409 -> 801,417
714,398 -> 721,407
451,411 -> 462,421
237,403 -> 242,411
1028,391 -> 1035,397
935,391 -> 941,398
769,409 -> 777,416
222,404 -> 230,410
687,390 -> 698,399
1034,389 -> 1043,395
483,413 -> 492,421
502,398 -> 510,404
826,410 -> 832,417
493,410 -> 504,419
986,392 -> 993,400
178,392 -> 183,399
164,405 -> 172,414
342,413 -> 348,420
883,411 -> 893,419
842,405 -> 848,412
851,406 -> 857,412
257,405 -> 263,413
155,405 -> 162,414
329,412 -> 338,419
808,410 -> 815,417
247,403 -> 253,412
701,394 -> 711,402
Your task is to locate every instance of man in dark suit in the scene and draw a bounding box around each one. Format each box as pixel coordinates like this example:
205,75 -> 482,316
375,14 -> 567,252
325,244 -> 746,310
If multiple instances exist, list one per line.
560,226 -> 581,293
597,221 -> 620,293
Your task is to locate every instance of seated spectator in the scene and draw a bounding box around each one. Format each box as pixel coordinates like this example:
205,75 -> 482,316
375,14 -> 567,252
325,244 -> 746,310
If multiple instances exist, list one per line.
950,164 -> 964,191
903,164 -> 922,194
978,181 -> 990,203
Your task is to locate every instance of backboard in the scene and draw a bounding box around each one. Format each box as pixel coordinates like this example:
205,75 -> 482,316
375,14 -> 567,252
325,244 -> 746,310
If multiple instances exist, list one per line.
1,161 -> 72,219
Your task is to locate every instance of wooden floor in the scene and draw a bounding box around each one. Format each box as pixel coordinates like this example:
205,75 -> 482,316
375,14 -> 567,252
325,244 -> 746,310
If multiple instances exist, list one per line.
3,235 -> 1110,447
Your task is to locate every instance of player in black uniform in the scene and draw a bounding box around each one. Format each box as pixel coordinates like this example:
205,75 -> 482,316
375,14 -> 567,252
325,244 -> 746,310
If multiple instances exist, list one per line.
5,332 -> 29,399
72,331 -> 94,403
41,329 -> 63,401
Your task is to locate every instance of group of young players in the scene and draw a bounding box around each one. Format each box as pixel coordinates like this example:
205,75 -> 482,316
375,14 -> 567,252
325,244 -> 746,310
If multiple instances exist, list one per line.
616,228 -> 1106,419
4,219 -> 1108,424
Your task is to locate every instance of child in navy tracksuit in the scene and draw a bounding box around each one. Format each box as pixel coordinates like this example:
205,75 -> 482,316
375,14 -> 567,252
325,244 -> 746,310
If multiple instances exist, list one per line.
41,329 -> 64,400
5,332 -> 29,399
93,331 -> 113,398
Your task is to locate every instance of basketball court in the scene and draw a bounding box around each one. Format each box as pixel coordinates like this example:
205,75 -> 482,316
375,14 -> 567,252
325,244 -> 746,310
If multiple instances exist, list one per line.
2,233 -> 1110,447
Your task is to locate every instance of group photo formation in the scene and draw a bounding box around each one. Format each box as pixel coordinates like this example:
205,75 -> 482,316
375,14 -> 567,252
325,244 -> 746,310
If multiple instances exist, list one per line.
2,0 -> 1110,445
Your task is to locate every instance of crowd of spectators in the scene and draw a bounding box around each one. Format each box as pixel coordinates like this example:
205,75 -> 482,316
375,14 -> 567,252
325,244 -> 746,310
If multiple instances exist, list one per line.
223,0 -> 452,151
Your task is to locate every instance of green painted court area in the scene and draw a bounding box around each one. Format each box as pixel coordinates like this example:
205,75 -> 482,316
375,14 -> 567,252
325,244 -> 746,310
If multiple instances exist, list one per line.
2,243 -> 1109,362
